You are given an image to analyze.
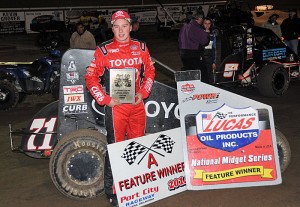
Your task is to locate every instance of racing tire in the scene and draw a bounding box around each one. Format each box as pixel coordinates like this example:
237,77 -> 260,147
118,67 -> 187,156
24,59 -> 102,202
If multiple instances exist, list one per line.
0,80 -> 19,110
49,129 -> 107,200
276,129 -> 291,173
257,64 -> 289,97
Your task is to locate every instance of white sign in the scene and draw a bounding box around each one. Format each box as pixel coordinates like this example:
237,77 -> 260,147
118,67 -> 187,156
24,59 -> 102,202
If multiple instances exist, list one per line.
176,78 -> 282,190
25,10 -> 63,33
108,128 -> 186,207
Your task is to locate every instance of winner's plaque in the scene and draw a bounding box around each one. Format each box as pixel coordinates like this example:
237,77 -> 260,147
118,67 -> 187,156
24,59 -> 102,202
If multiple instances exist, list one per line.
110,68 -> 135,103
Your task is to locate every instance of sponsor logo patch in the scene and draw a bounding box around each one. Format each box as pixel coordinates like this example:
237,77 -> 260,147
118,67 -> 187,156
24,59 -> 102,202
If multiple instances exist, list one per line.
64,94 -> 84,104
63,85 -> 84,94
181,83 -> 195,94
66,72 -> 79,84
63,103 -> 88,114
196,104 -> 260,152
67,60 -> 77,71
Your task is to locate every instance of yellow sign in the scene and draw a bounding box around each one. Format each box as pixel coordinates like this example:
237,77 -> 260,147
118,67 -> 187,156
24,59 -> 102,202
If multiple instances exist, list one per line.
194,166 -> 273,182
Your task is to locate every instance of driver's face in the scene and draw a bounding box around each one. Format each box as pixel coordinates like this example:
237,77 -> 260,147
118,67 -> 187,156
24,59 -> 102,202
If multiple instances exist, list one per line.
112,19 -> 132,43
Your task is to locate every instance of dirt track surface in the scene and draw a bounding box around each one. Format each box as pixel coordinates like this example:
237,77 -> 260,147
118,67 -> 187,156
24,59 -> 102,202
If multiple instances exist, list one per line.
1,26 -> 300,207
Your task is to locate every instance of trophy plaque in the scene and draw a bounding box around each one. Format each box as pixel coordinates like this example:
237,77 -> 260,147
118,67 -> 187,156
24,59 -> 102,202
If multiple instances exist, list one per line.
110,68 -> 136,104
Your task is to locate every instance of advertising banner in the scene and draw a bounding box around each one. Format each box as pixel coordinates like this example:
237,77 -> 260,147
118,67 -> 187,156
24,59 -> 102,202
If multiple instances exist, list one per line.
156,6 -> 183,23
128,7 -> 157,25
108,128 -> 186,207
177,78 -> 281,190
0,11 -> 25,34
25,10 -> 64,33
65,9 -> 127,30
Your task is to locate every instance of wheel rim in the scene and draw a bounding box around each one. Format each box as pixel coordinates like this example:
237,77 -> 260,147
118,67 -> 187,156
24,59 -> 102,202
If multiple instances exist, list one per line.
0,87 -> 9,103
66,150 -> 103,185
273,71 -> 285,91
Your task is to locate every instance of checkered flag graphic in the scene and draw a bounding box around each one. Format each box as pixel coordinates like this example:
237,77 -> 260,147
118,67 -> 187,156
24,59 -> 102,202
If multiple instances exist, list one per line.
215,112 -> 227,119
121,141 -> 147,165
152,134 -> 175,153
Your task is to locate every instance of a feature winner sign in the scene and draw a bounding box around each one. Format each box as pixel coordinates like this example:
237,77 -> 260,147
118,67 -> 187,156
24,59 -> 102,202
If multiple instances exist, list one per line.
177,79 -> 281,190
108,128 -> 186,207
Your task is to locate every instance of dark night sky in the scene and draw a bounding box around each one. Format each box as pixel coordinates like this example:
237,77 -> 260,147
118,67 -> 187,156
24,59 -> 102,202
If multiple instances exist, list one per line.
0,0 -> 299,10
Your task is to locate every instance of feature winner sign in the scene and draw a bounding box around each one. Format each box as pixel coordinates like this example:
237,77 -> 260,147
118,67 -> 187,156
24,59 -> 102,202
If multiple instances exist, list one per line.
177,78 -> 281,190
108,128 -> 186,207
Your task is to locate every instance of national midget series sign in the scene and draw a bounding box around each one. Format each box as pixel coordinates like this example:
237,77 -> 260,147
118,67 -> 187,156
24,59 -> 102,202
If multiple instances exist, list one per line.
177,79 -> 281,190
108,128 -> 186,207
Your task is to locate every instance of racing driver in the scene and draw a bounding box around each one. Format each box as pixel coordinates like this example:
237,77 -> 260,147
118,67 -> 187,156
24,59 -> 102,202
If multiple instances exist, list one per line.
85,10 -> 156,207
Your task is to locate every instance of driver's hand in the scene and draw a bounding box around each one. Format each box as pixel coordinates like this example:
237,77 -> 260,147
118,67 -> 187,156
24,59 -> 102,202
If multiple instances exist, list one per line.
108,98 -> 121,107
133,93 -> 143,105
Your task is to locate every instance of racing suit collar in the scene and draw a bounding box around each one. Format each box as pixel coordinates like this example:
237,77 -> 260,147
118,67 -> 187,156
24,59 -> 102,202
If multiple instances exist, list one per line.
113,37 -> 131,47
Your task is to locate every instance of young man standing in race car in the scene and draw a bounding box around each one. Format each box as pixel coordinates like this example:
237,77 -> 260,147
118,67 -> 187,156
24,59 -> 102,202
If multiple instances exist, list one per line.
85,10 -> 156,207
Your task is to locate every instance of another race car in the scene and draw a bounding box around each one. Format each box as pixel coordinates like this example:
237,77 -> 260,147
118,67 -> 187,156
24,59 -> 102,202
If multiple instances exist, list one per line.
215,24 -> 299,97
0,49 -> 61,110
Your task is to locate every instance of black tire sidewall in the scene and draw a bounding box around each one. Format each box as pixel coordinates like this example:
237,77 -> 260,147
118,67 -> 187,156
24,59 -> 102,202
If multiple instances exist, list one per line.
276,129 -> 291,173
257,64 -> 289,97
0,80 -> 19,110
49,130 -> 107,200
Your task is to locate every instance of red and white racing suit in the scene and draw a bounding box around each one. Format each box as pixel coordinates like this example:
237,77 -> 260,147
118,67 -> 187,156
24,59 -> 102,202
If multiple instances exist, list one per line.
85,38 -> 155,195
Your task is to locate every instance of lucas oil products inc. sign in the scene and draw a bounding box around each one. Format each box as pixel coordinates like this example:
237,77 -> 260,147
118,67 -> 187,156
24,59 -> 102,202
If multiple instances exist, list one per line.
177,79 -> 281,190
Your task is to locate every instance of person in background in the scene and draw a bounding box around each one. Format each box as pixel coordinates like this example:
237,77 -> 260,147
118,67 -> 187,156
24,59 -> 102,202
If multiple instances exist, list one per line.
130,20 -> 140,39
203,17 -> 217,84
196,5 -> 205,17
85,10 -> 156,207
80,10 -> 92,30
262,14 -> 282,38
70,22 -> 96,49
178,13 -> 210,83
95,15 -> 109,43
281,9 -> 300,55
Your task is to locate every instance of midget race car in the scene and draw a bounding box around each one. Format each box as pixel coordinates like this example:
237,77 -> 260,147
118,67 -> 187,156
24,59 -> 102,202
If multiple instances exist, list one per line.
9,49 -> 291,201
0,49 -> 61,110
215,24 -> 300,97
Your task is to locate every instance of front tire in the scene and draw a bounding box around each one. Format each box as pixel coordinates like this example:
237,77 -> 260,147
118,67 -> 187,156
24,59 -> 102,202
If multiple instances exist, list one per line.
257,64 -> 289,97
0,80 -> 19,110
49,129 -> 107,200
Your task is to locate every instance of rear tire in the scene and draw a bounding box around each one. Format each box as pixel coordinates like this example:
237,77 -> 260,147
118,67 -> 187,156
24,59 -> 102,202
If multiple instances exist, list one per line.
276,129 -> 291,173
257,64 -> 289,97
49,129 -> 107,200
0,80 -> 19,110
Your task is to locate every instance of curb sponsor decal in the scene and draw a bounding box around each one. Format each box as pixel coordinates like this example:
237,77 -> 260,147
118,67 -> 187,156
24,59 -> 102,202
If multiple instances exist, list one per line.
196,104 -> 260,152
63,103 -> 88,114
